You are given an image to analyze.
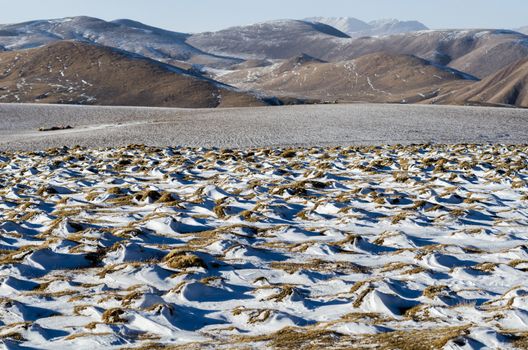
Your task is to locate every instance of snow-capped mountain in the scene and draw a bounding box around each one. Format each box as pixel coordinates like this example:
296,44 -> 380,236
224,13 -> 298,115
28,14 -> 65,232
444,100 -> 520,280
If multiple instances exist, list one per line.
0,16 -> 241,68
366,18 -> 428,36
187,19 -> 350,60
304,17 -> 428,37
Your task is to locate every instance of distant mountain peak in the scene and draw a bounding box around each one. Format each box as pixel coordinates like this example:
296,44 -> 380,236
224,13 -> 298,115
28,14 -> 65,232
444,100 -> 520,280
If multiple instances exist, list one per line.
304,17 -> 429,37
225,19 -> 350,39
516,26 -> 528,35
187,19 -> 351,60
368,18 -> 400,26
305,17 -> 370,33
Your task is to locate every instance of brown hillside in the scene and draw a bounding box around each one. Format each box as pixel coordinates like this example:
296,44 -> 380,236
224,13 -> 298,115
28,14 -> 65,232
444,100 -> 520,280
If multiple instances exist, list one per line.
428,58 -> 528,108
0,41 -> 267,108
324,30 -> 528,79
218,53 -> 476,103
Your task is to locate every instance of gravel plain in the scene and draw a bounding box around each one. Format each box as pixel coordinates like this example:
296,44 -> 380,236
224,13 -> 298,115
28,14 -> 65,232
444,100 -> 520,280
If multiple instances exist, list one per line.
1,103 -> 528,150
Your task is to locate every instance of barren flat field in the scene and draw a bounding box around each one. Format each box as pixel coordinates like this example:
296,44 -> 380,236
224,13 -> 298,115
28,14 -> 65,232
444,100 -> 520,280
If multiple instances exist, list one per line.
1,103 -> 528,150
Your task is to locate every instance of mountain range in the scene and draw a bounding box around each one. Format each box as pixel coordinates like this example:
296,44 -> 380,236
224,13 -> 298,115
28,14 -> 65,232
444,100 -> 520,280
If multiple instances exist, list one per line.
0,16 -> 527,108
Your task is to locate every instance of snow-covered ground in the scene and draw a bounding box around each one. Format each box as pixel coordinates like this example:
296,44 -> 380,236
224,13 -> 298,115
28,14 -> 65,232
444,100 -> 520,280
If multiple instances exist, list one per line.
2,103 -> 528,151
0,144 -> 527,349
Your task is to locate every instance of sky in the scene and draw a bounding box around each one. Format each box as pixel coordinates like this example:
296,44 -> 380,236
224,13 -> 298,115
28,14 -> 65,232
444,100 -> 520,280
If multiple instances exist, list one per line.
1,0 -> 527,33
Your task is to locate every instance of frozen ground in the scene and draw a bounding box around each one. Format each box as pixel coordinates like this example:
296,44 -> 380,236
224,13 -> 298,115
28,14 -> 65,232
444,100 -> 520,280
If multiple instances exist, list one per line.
0,144 -> 528,349
1,103 -> 528,150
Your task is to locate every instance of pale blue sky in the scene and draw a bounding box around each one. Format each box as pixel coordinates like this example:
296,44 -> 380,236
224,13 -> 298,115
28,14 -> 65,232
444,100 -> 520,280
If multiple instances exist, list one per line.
2,0 -> 527,33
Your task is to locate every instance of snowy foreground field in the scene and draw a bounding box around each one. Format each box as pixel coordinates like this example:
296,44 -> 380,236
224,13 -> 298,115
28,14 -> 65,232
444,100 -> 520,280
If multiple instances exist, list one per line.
1,144 -> 528,349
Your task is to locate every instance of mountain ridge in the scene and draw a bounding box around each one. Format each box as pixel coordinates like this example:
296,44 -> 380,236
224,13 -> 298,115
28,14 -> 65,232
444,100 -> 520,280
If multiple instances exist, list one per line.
0,16 -> 527,108
187,19 -> 350,60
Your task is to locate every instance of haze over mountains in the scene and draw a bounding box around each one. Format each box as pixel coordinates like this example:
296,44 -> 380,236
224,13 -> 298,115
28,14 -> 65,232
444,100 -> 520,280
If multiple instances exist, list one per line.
0,15 -> 527,108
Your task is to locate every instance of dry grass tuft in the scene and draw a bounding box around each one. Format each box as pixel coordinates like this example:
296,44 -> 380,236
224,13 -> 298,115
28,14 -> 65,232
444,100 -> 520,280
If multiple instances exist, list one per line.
102,308 -> 126,324
163,251 -> 207,270
265,285 -> 296,302
136,190 -> 162,202
353,287 -> 374,308
232,307 -> 273,324
280,150 -> 297,158
423,285 -> 447,299
393,171 -> 410,183
236,327 -> 347,350
473,262 -> 497,273
361,325 -> 470,350
271,259 -> 367,274
64,332 -> 112,340
0,332 -> 25,341
391,212 -> 407,224
106,187 -> 123,195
